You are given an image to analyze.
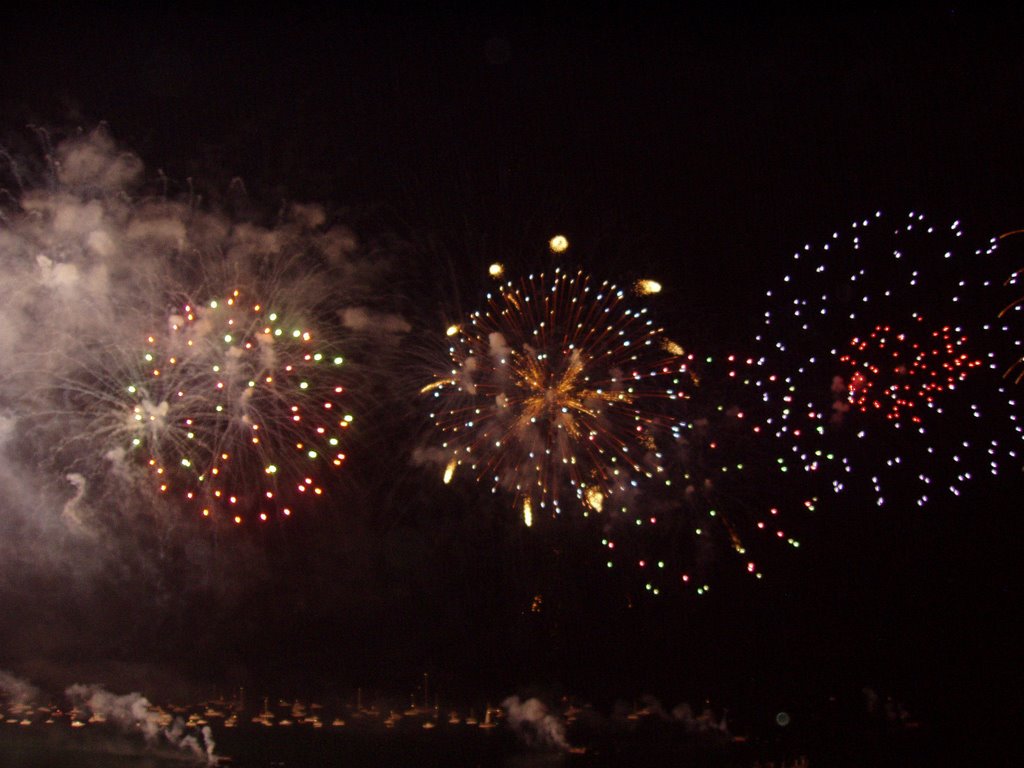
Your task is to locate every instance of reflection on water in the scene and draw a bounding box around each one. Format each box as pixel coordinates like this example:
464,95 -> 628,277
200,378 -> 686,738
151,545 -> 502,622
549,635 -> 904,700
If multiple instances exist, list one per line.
0,679 -> 935,768
0,716 -> 937,768
1,729 -> 204,768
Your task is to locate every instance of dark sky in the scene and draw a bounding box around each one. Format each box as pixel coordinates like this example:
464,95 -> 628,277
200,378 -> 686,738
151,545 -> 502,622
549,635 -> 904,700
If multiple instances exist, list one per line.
0,3 -> 1021,733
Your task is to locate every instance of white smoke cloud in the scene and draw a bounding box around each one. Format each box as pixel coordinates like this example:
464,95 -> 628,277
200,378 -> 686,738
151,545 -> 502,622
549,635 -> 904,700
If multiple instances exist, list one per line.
61,472 -> 87,527
0,669 -> 40,708
340,306 -> 412,336
0,414 -> 14,446
0,124 -> 400,675
489,331 -> 510,363
458,354 -> 479,395
53,129 -> 145,192
502,695 -> 571,751
410,445 -> 450,468
319,225 -> 360,265
66,683 -> 218,765
0,124 -> 391,514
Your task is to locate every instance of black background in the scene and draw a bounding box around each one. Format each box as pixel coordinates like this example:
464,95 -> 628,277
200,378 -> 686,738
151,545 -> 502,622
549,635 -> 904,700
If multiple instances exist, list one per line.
1,2 -> 1020,738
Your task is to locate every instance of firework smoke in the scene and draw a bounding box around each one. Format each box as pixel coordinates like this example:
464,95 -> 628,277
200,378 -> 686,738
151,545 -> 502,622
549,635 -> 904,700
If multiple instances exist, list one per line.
0,668 -> 40,709
502,695 -> 571,751
0,125 -> 403,680
66,683 -> 218,764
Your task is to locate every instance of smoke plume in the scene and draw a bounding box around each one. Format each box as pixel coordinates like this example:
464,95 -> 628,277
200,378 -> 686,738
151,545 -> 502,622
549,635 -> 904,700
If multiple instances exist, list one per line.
502,695 -> 571,751
66,683 -> 218,764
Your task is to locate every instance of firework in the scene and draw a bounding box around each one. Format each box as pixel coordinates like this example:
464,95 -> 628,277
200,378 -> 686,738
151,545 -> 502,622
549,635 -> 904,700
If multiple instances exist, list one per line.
598,354 -> 809,596
634,279 -> 662,296
425,268 -> 695,524
837,319 -> 983,424
75,288 -> 352,524
746,211 -> 1021,508
997,230 -> 1024,383
548,235 -> 569,254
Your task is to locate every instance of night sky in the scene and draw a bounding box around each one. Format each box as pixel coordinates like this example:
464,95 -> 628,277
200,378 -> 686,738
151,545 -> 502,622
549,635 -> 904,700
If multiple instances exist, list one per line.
0,3 -> 1020,740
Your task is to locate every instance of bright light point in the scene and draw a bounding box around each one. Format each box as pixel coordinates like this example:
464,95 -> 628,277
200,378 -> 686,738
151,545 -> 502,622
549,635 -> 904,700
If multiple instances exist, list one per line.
548,234 -> 569,253
488,263 -> 505,278
443,458 -> 457,484
446,325 -> 460,337
635,278 -> 662,295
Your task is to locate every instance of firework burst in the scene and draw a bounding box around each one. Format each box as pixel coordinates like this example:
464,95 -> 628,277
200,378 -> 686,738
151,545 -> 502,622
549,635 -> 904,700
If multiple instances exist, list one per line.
130,289 -> 352,524
595,353 -> 811,596
424,268 -> 695,524
746,211 -> 1022,508
58,287 -> 352,525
